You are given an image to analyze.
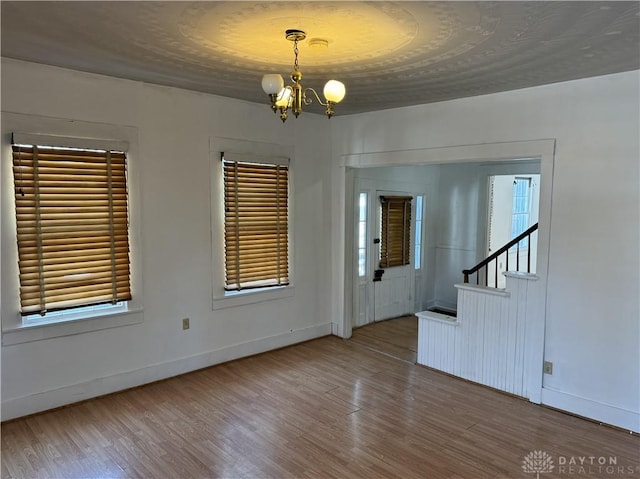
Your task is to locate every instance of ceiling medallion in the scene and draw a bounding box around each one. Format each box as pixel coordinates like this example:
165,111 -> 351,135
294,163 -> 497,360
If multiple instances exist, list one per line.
261,29 -> 346,122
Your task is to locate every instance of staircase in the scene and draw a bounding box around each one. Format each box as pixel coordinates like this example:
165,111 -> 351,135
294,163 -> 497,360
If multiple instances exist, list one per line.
416,223 -> 543,401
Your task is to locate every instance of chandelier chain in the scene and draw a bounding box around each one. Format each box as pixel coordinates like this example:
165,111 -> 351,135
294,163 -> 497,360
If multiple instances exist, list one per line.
293,39 -> 299,71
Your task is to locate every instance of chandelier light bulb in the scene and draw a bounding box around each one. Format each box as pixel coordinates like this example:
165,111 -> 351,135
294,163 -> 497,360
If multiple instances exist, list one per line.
262,74 -> 284,95
323,80 -> 346,103
275,88 -> 292,107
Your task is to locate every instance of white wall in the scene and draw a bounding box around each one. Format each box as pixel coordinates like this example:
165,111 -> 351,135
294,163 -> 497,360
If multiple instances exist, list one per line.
1,59 -> 334,419
433,163 -> 482,310
332,71 -> 640,431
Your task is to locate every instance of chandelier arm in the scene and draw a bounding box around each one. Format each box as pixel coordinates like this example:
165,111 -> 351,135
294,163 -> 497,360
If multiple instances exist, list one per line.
303,87 -> 328,107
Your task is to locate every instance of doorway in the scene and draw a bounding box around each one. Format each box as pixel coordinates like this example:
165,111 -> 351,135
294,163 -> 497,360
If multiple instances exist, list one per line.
351,190 -> 419,363
486,174 -> 540,288
352,175 -> 424,329
337,140 -> 554,405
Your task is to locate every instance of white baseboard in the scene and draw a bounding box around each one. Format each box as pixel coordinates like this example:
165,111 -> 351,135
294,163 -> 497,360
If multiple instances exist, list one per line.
541,387 -> 639,433
331,321 -> 340,337
2,322 -> 332,421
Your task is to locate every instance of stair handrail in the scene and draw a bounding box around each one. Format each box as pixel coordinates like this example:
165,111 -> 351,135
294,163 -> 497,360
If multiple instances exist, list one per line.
463,223 -> 538,284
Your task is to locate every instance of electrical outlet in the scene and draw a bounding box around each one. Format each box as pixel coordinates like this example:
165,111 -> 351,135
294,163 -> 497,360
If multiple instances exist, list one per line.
544,361 -> 553,375
182,318 -> 190,330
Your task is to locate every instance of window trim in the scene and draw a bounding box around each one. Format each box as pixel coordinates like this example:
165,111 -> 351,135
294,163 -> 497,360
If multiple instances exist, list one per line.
357,192 -> 368,278
511,176 -> 532,251
2,306 -> 142,346
414,195 -> 424,270
210,137 -> 295,310
1,113 -> 144,345
12,132 -> 128,153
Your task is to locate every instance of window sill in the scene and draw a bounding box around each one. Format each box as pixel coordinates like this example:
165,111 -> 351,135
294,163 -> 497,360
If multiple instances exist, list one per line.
212,285 -> 294,310
1,308 -> 144,346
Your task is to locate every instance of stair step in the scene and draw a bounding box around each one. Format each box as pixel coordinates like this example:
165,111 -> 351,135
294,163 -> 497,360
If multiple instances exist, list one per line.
428,307 -> 457,318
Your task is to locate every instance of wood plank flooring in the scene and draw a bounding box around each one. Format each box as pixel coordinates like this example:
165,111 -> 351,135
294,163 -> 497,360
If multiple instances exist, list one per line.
349,315 -> 418,363
2,336 -> 638,478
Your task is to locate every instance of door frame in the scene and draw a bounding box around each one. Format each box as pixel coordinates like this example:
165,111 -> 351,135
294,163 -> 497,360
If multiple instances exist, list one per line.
336,139 -> 555,405
351,180 -> 373,327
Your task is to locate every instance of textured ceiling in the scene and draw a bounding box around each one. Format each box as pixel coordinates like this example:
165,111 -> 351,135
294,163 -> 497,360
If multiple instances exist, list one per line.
1,1 -> 639,116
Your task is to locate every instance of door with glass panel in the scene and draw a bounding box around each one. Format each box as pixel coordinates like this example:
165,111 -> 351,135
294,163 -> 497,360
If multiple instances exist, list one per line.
373,192 -> 415,321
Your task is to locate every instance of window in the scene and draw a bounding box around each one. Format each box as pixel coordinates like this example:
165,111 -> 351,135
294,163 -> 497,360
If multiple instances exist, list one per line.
414,195 -> 423,269
222,153 -> 289,291
379,195 -> 412,268
11,134 -> 131,319
357,192 -> 367,277
511,177 -> 531,250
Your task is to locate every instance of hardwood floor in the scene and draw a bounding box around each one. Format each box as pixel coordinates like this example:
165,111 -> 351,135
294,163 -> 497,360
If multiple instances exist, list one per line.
349,315 -> 418,363
2,336 -> 638,479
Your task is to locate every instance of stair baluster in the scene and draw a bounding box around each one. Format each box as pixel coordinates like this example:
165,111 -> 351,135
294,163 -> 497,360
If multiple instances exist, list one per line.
462,223 -> 538,288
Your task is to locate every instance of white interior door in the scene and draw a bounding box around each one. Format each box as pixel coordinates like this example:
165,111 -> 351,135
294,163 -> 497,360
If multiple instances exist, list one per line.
373,192 -> 415,321
374,265 -> 413,321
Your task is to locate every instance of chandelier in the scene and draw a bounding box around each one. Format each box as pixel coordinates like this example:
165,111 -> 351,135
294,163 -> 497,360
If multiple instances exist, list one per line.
261,29 -> 346,122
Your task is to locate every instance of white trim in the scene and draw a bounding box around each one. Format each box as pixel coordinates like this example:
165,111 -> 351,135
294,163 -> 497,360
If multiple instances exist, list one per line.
455,283 -> 511,297
12,132 -> 129,152
541,387 -> 640,433
2,308 -> 143,346
341,140 -> 554,168
331,322 -> 339,335
1,321 -> 332,421
222,151 -> 289,166
415,310 -> 460,326
503,271 -> 539,280
211,285 -> 295,310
